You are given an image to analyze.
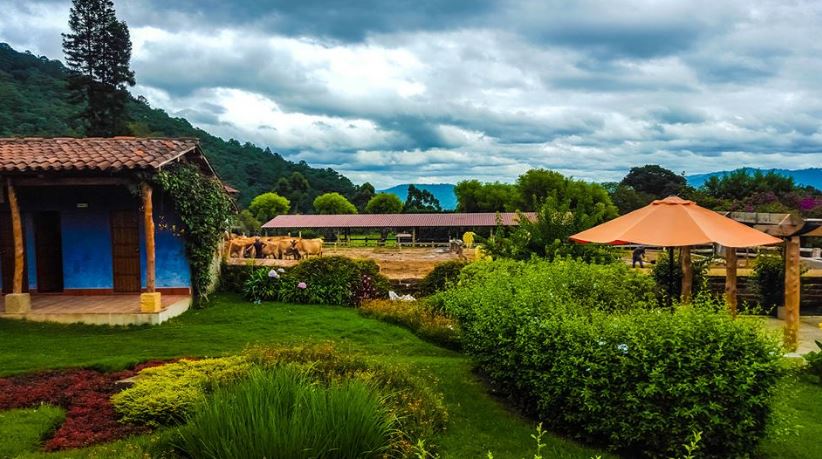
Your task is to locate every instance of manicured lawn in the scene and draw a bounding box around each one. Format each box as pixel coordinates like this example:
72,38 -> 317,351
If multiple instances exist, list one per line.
0,294 -> 608,458
2,294 -> 820,458
0,406 -> 64,458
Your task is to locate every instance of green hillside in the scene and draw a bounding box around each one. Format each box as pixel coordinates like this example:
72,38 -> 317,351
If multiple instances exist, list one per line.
0,43 -> 354,208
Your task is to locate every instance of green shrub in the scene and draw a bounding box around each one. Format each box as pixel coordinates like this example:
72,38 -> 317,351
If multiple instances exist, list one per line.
219,262 -> 254,293
804,340 -> 822,384
360,299 -> 461,349
112,356 -> 251,426
419,260 -> 468,296
241,256 -> 390,306
436,259 -> 784,458
753,253 -> 785,311
244,343 -> 448,452
651,250 -> 712,305
174,366 -> 395,459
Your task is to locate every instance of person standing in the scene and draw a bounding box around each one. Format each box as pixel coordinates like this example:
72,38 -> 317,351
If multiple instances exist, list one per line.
632,246 -> 646,268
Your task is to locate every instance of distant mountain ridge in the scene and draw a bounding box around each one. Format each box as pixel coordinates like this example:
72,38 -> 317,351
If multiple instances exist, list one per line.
687,168 -> 822,190
379,183 -> 457,210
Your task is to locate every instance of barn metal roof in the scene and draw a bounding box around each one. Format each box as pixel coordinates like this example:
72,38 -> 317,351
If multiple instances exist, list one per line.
262,212 -> 535,229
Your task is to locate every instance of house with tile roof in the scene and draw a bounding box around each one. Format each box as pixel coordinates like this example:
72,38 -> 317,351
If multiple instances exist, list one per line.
0,137 -> 222,325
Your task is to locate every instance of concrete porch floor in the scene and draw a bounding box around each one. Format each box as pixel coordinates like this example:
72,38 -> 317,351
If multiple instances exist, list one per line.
0,294 -> 191,326
763,316 -> 822,355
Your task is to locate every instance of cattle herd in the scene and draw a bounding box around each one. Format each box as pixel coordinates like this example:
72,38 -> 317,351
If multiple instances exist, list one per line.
226,236 -> 323,260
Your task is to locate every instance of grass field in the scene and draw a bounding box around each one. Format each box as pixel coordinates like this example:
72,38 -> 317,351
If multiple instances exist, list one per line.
0,294 -> 819,458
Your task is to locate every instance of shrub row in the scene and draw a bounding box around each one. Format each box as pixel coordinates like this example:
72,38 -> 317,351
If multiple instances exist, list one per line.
359,299 -> 461,349
239,256 -> 390,307
433,259 -> 784,458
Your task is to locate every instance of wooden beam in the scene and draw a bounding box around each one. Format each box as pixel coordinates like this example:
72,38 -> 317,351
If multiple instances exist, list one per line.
143,183 -> 156,293
784,236 -> 801,350
680,246 -> 692,304
13,177 -> 132,187
6,180 -> 24,293
725,248 -> 738,318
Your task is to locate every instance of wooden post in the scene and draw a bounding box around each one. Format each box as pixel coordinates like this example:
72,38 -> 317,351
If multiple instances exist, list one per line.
7,180 -> 23,294
140,183 -> 161,313
3,179 -> 31,313
143,183 -> 156,293
725,247 -> 738,317
784,236 -> 801,350
680,246 -> 692,304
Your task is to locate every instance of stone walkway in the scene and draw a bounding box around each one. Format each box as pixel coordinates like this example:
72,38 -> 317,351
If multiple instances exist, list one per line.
763,316 -> 822,355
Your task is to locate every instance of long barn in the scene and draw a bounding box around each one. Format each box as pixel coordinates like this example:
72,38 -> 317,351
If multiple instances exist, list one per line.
262,212 -> 535,244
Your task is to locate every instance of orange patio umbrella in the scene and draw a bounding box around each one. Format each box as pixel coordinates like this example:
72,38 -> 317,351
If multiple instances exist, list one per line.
570,196 -> 782,307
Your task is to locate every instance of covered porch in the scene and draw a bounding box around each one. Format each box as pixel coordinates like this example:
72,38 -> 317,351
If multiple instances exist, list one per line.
1,293 -> 191,326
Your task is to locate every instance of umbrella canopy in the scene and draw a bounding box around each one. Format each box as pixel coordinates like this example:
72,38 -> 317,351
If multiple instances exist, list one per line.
570,196 -> 782,248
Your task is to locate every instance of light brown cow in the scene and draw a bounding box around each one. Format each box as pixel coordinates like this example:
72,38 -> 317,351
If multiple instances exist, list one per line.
277,239 -> 302,260
227,237 -> 256,259
296,238 -> 324,258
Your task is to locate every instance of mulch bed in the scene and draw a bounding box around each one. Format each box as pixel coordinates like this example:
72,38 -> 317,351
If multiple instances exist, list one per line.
0,360 -> 171,451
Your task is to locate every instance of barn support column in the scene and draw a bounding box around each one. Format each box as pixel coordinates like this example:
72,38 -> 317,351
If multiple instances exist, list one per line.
4,179 -> 30,313
725,247 -> 738,318
783,236 -> 801,350
140,183 -> 162,313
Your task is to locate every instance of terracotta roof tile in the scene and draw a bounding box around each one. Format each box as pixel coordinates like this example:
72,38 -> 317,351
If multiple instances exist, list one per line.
0,137 -> 199,173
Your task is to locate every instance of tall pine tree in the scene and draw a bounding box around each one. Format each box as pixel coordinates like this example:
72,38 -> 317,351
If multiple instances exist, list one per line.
62,0 -> 135,136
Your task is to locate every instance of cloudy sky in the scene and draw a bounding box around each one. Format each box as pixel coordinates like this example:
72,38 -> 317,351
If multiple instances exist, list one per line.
1,0 -> 820,187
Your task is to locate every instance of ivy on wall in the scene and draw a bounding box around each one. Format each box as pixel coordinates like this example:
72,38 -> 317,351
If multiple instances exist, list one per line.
152,163 -> 233,305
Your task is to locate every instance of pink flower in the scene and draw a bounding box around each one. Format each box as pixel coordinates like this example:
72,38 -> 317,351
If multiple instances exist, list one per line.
297,282 -> 307,289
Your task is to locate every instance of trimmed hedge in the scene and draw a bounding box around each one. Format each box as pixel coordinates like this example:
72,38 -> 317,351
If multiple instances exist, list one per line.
434,259 -> 783,458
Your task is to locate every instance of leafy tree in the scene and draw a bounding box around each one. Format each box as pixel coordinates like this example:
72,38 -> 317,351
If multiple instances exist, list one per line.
702,169 -> 796,201
403,184 -> 441,213
351,182 -> 376,212
455,180 -> 519,212
484,173 -> 618,262
620,165 -> 686,199
236,209 -> 261,235
248,192 -> 290,222
516,169 -> 568,210
313,192 -> 357,214
62,0 -> 135,136
603,182 -> 654,214
365,193 -> 403,214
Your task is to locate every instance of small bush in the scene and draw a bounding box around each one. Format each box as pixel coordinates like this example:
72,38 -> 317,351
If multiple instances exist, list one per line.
112,356 -> 251,426
360,299 -> 461,349
651,250 -> 712,305
174,366 -> 395,459
219,262 -> 254,293
436,259 -> 784,458
753,253 -> 785,311
242,256 -> 390,306
418,260 -> 468,296
804,340 -> 822,384
244,343 -> 448,453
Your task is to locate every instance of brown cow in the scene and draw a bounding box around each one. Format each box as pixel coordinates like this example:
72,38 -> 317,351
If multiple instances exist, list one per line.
296,238 -> 323,258
277,239 -> 302,260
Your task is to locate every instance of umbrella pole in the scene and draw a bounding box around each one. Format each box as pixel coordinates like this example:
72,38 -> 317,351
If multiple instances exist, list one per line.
667,246 -> 674,308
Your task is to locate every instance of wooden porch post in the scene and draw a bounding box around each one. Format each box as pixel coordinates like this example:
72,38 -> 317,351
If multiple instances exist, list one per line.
725,247 -> 738,318
784,236 -> 801,350
4,179 -> 31,313
680,246 -> 692,304
140,182 -> 161,312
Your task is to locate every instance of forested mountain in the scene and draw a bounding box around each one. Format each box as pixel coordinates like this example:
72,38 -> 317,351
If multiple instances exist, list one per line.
0,43 -> 355,207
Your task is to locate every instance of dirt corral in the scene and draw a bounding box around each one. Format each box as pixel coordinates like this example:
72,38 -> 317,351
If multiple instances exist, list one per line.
224,244 -> 471,280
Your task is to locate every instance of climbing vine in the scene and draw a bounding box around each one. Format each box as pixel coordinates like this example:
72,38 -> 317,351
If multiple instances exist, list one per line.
152,163 -> 233,305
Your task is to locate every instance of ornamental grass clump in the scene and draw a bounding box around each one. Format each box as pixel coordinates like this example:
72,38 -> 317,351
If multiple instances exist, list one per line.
434,258 -> 784,458
174,366 -> 396,459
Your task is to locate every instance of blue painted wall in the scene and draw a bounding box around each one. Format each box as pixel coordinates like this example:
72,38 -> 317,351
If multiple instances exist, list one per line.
0,185 -> 190,291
